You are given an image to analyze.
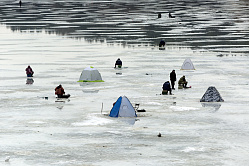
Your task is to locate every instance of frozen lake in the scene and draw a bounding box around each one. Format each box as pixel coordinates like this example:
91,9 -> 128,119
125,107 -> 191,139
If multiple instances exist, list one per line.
0,0 -> 249,165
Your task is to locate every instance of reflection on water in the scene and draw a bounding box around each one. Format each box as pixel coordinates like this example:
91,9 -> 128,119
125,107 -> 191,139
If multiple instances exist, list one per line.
26,78 -> 34,84
201,102 -> 222,112
82,90 -> 99,93
0,0 -> 248,54
118,117 -> 137,125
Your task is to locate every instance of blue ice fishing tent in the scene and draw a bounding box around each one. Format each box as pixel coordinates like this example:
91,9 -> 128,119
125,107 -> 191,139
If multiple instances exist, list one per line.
109,96 -> 137,117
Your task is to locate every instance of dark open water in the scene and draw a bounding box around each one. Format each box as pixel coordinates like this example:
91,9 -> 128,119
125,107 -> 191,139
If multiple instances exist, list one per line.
0,0 -> 249,54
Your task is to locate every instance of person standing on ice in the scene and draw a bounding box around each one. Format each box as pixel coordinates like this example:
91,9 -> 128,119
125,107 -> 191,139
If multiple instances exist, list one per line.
170,70 -> 176,90
19,0 -> 22,8
25,65 -> 34,77
162,81 -> 172,95
114,58 -> 122,68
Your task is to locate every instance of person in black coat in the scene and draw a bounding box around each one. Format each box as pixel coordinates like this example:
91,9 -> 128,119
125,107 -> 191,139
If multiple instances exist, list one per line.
115,58 -> 122,68
159,40 -> 165,47
169,12 -> 175,18
170,70 -> 176,90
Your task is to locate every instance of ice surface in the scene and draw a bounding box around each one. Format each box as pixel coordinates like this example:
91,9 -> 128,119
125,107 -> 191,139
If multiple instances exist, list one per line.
0,0 -> 249,166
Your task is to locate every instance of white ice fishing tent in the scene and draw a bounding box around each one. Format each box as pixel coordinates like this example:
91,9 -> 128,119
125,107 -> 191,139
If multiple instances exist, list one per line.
181,58 -> 195,70
78,66 -> 104,82
109,96 -> 137,117
200,86 -> 224,102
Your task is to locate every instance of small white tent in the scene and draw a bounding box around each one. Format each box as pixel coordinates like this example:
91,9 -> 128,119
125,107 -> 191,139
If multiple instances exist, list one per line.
78,66 -> 104,82
181,58 -> 195,70
109,96 -> 137,117
200,86 -> 224,102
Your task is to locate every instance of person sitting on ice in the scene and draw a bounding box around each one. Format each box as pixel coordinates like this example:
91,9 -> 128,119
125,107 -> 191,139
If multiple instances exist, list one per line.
159,40 -> 165,47
178,75 -> 188,88
169,12 -> 175,18
25,65 -> 34,77
115,58 -> 122,68
162,81 -> 172,95
55,84 -> 70,98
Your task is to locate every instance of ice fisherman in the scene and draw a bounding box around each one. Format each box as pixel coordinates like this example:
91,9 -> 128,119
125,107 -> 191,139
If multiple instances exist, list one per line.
25,65 -> 34,77
162,81 -> 172,95
178,75 -> 188,88
159,40 -> 165,47
55,85 -> 70,98
170,70 -> 176,90
19,0 -> 22,7
115,58 -> 122,68
169,12 -> 175,18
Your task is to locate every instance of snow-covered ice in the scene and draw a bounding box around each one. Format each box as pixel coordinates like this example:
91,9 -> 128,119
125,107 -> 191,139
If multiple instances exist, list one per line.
0,0 -> 249,165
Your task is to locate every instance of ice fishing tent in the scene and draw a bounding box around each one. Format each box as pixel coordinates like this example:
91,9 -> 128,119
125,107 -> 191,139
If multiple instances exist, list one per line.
109,96 -> 137,117
200,86 -> 224,102
181,58 -> 195,70
78,66 -> 104,82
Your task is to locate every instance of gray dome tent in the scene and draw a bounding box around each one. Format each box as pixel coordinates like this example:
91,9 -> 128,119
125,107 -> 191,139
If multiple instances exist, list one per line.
200,86 -> 224,102
181,58 -> 195,70
78,66 -> 104,82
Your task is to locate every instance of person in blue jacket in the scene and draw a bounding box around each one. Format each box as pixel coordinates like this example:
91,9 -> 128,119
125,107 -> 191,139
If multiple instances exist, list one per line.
162,81 -> 172,95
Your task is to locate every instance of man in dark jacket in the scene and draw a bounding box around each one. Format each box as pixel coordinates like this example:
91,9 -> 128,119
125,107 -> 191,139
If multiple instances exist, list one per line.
162,81 -> 172,95
55,85 -> 70,98
115,58 -> 122,68
170,70 -> 176,90
55,85 -> 65,98
159,40 -> 165,47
